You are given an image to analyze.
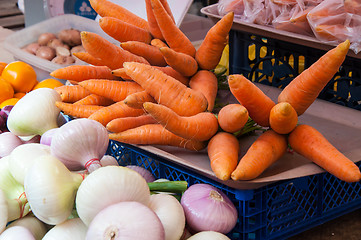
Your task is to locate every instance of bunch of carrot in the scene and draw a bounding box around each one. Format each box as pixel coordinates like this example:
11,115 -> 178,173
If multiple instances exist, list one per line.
50,0 -> 360,184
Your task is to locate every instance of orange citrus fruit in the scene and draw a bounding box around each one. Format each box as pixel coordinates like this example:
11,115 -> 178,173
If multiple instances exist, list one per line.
0,77 -> 14,104
32,78 -> 64,90
0,62 -> 7,75
1,61 -> 38,93
0,98 -> 19,109
14,92 -> 26,99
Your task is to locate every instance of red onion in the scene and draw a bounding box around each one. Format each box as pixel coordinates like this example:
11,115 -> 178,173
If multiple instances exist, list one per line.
126,165 -> 155,182
180,183 -> 238,234
40,128 -> 59,146
86,201 -> 165,240
0,132 -> 23,158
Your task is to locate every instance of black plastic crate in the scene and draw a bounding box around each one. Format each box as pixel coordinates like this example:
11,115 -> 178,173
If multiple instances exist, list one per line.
229,30 -> 361,111
107,140 -> 361,240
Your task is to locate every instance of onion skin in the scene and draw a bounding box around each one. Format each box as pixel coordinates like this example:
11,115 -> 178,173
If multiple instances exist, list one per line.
187,231 -> 231,240
126,165 -> 155,182
0,132 -> 23,158
180,184 -> 238,234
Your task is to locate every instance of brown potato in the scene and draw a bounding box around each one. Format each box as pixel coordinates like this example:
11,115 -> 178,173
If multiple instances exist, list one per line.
58,28 -> 81,47
38,32 -> 57,46
36,46 -> 56,60
51,55 -> 76,65
23,42 -> 40,55
70,45 -> 85,55
47,39 -> 70,50
56,46 -> 71,57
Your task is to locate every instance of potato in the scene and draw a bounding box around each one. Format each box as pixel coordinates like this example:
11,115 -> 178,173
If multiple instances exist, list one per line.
38,32 -> 57,46
56,46 -> 71,57
36,46 -> 56,60
23,42 -> 40,55
58,28 -> 81,47
70,45 -> 85,55
47,39 -> 70,50
51,55 -> 76,65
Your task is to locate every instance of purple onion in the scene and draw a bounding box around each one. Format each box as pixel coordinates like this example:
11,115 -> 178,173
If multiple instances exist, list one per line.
40,128 -> 59,146
126,165 -> 155,182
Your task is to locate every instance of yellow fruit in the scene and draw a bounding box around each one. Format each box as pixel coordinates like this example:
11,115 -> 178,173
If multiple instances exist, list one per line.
1,61 -> 38,93
0,77 -> 14,104
0,98 -> 19,109
32,78 -> 64,90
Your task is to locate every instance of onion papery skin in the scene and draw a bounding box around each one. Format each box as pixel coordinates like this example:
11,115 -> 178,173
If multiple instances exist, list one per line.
76,166 -> 151,226
42,218 -> 88,240
50,118 -> 108,172
40,128 -> 59,146
86,201 -> 165,240
180,184 -> 238,234
0,132 -> 23,158
9,143 -> 51,185
126,165 -> 155,182
24,155 -> 84,225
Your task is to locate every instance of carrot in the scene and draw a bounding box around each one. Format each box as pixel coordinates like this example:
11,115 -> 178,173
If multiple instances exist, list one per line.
80,31 -> 149,70
50,65 -> 117,82
145,0 -> 175,40
74,94 -> 115,106
124,90 -> 156,109
228,74 -> 275,127
151,38 -> 168,48
143,102 -> 219,141
111,68 -> 132,80
72,52 -> 104,66
88,100 -> 145,126
159,47 -> 198,77
78,79 -> 144,102
99,17 -> 152,44
106,114 -> 158,133
195,12 -> 234,70
120,41 -> 167,66
54,85 -> 91,103
189,70 -> 218,111
207,132 -> 240,181
89,0 -> 149,31
269,102 -> 298,134
123,62 -> 208,116
217,104 -> 249,133
109,124 -> 206,151
288,124 -> 361,182
231,129 -> 288,181
55,101 -> 104,118
278,40 -> 350,116
150,0 -> 196,57
153,66 -> 189,85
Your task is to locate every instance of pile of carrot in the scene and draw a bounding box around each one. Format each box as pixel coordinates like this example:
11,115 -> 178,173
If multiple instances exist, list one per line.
51,0 -> 360,183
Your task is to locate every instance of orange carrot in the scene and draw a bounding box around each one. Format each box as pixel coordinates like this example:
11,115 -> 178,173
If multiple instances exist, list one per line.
195,12 -> 234,70
151,38 -> 168,48
159,47 -> 198,77
150,0 -> 196,57
54,85 -> 91,103
231,129 -> 288,180
111,68 -> 132,80
228,74 -> 275,127
106,114 -> 158,133
189,70 -> 218,111
269,102 -> 298,134
145,0 -> 175,40
109,124 -> 206,151
88,100 -> 145,126
55,101 -> 104,118
278,40 -> 350,116
78,79 -> 144,102
218,104 -> 249,133
81,31 -> 149,70
74,94 -> 115,106
99,17 -> 152,44
72,52 -> 104,66
207,132 -> 240,181
50,65 -> 117,82
143,102 -> 219,141
288,124 -> 361,182
123,90 -> 156,109
89,0 -> 149,31
123,62 -> 208,116
120,41 -> 167,66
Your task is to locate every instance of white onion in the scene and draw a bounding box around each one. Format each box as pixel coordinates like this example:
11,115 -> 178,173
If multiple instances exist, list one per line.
148,194 -> 185,240
76,166 -> 151,226
0,226 -> 35,240
0,189 -> 8,234
100,155 -> 119,166
42,218 -> 88,240
126,165 -> 155,182
86,201 -> 165,240
0,132 -> 23,157
187,231 -> 231,240
181,183 -> 238,234
50,118 -> 108,172
7,215 -> 48,240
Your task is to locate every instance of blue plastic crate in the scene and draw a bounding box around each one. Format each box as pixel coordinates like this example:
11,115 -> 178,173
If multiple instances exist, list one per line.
106,140 -> 361,240
228,30 -> 361,111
